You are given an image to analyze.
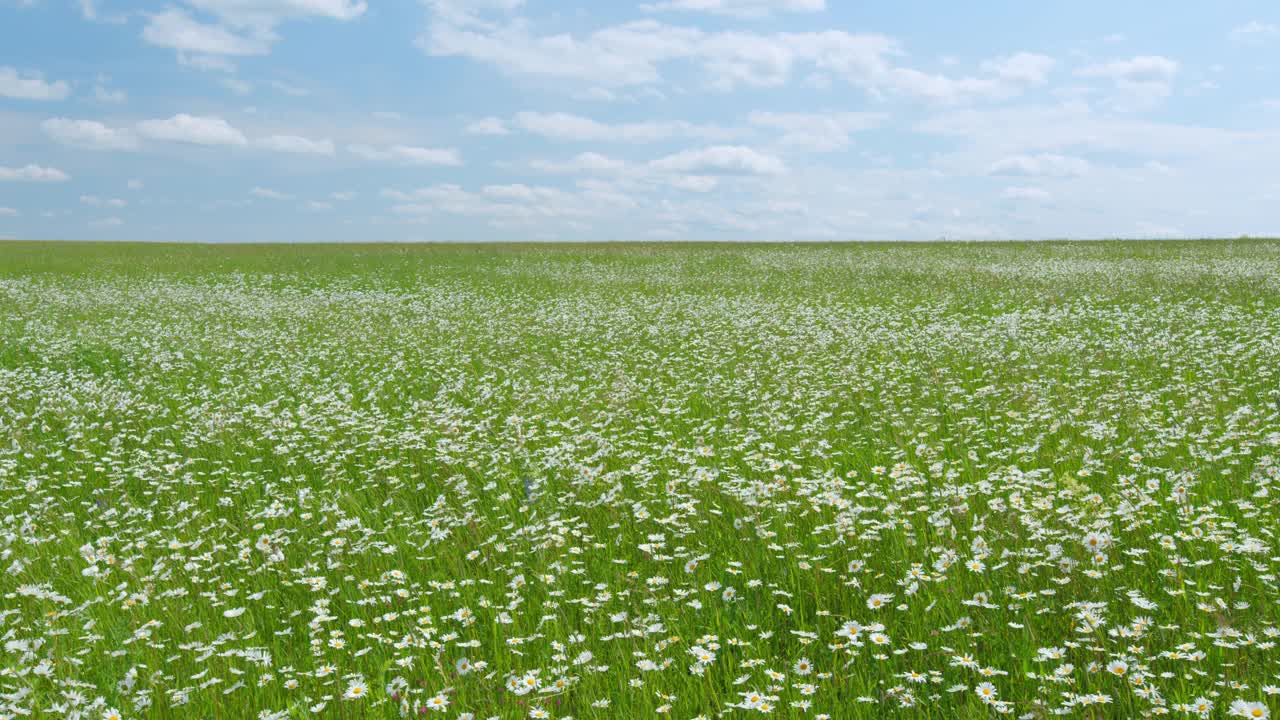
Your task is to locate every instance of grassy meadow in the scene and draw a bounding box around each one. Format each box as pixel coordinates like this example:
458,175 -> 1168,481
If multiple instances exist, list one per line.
1,239 -> 1279,719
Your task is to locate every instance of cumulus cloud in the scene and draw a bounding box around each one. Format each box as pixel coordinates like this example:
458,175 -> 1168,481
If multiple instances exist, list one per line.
880,60 -> 1054,103
385,180 -> 635,226
979,52 -> 1055,87
142,8 -> 273,57
0,66 -> 71,101
1077,55 -> 1178,83
348,144 -> 462,166
1076,55 -> 1178,107
136,114 -> 249,146
747,111 -> 886,151
988,153 -> 1090,177
42,118 -> 141,151
640,0 -> 824,18
528,152 -> 627,174
650,145 -> 785,175
255,134 -> 336,155
421,7 -> 1056,104
142,1 -> 366,66
0,164 -> 70,182
0,207 -> 18,216
186,0 -> 368,27
93,81 -> 127,103
88,216 -> 124,228
420,13 -> 896,91
513,111 -> 737,142
465,116 -> 510,135
666,175 -> 718,192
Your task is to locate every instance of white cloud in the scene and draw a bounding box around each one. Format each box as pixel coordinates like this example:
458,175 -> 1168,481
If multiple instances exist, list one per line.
980,52 -> 1055,87
747,111 -> 886,151
93,81 -> 127,103
875,54 -> 1053,103
0,66 -> 71,101
640,0 -> 824,19
1077,55 -> 1178,83
465,116 -> 510,135
303,200 -> 332,210
142,8 -> 273,57
386,180 -> 634,225
348,144 -> 462,166
42,118 -> 140,151
421,14 -> 896,91
880,64 -> 1052,103
0,207 -> 18,216
1230,21 -> 1279,44
667,175 -> 718,192
221,77 -> 254,94
137,114 -> 249,146
0,164 -> 70,182
79,0 -> 128,23
127,179 -> 145,190
88,216 -> 124,228
143,2 -> 366,66
256,134 -> 336,155
426,0 -> 526,28
904,102 -> 1280,237
180,53 -> 239,72
920,105 -> 1280,163
422,10 -> 1054,103
81,195 -> 128,208
650,145 -> 785,175
515,111 -> 652,141
1076,55 -> 1178,107
528,152 -> 626,174
513,111 -> 737,142
251,186 -> 292,199
988,153 -> 1090,177
330,191 -> 356,200
269,80 -> 310,96
185,0 -> 368,27
1001,186 -> 1051,201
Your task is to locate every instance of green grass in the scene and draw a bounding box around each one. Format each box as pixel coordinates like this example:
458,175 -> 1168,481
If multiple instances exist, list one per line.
0,240 -> 1278,719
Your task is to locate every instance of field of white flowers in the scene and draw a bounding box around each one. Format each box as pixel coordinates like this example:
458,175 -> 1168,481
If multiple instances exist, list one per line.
1,240 -> 1279,720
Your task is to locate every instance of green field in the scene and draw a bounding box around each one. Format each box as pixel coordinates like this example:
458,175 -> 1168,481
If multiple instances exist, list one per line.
2,240 -> 1279,720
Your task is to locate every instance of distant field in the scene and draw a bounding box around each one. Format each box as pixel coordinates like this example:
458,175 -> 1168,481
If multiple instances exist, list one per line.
1,240 -> 1279,719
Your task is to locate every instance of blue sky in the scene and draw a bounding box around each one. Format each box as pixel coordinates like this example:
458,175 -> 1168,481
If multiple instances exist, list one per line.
1,0 -> 1279,241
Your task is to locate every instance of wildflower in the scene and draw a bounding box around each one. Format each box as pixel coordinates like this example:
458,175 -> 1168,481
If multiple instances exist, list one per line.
975,682 -> 998,703
343,679 -> 368,700
1230,701 -> 1270,719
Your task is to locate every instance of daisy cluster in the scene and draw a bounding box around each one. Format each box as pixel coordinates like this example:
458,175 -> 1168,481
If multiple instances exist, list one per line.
0,240 -> 1278,719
